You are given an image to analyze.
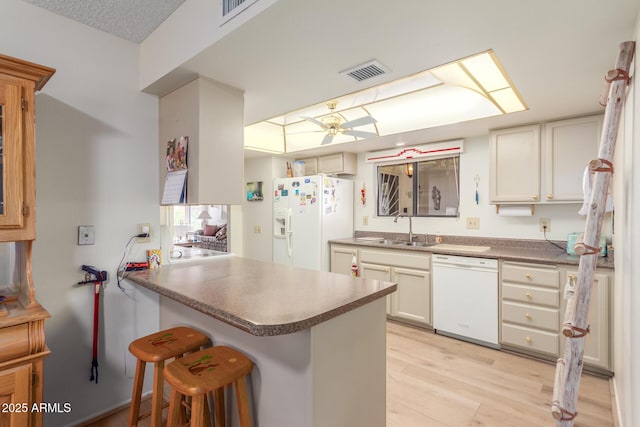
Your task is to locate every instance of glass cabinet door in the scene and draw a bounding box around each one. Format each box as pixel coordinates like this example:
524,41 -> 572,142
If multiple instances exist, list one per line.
0,79 -> 24,228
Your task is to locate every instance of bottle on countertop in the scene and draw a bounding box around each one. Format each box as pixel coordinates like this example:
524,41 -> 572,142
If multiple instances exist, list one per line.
351,255 -> 359,277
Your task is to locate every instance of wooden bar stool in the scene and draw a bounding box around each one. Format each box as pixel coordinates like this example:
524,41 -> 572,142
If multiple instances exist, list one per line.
164,346 -> 254,427
128,326 -> 211,427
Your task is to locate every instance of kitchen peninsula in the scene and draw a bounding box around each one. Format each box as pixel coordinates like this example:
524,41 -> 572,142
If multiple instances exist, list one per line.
126,256 -> 396,427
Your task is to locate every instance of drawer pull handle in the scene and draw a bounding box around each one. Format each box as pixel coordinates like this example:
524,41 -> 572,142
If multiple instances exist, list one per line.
547,193 -> 554,200
525,313 -> 532,319
568,274 -> 576,280
525,292 -> 533,299
525,273 -> 532,279
532,194 -> 539,200
525,336 -> 532,344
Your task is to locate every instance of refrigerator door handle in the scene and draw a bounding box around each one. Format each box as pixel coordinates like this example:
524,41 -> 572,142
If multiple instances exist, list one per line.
286,208 -> 293,258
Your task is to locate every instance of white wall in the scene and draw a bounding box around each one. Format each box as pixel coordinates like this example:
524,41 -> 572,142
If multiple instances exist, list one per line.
354,135 -> 600,241
613,18 -> 639,427
139,0 -> 279,93
0,2 -> 160,425
242,156 -> 289,261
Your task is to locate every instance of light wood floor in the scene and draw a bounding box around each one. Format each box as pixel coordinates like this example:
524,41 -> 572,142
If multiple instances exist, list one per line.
83,321 -> 615,427
386,321 -> 614,427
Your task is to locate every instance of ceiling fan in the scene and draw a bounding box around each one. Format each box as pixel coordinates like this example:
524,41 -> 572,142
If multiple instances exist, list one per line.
301,101 -> 378,145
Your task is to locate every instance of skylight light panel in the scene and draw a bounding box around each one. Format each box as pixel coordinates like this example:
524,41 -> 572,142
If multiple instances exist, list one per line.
243,49 -> 527,153
489,87 -> 526,113
461,53 -> 509,92
431,63 -> 483,93
244,122 -> 285,153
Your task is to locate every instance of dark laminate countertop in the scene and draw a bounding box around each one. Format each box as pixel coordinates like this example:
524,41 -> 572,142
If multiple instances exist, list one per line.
126,255 -> 396,336
330,235 -> 614,269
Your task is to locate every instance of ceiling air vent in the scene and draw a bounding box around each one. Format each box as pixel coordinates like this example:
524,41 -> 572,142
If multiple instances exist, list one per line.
340,60 -> 390,82
220,0 -> 258,25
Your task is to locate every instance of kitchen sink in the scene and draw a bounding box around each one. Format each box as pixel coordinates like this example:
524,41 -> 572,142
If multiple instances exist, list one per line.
377,240 -> 435,247
356,237 -> 436,247
400,241 -> 436,247
379,239 -> 400,245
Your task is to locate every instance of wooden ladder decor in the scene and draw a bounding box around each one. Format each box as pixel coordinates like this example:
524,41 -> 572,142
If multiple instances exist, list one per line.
551,40 -> 635,426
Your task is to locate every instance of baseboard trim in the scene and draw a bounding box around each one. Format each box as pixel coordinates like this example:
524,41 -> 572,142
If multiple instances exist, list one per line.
611,376 -> 623,427
74,392 -> 152,426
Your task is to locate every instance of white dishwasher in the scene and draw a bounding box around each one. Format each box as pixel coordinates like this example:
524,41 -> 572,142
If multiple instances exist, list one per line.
432,254 -> 499,348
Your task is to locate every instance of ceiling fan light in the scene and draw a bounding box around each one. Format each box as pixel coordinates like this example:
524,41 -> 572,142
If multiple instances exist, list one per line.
322,115 -> 342,127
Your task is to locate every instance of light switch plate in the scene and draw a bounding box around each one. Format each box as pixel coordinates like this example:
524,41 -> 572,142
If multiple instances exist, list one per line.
78,225 -> 95,245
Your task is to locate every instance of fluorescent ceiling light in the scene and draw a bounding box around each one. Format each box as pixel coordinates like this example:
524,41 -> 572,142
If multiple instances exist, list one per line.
244,49 -> 526,154
489,87 -> 526,113
244,122 -> 285,153
461,52 -> 509,92
430,62 -> 482,93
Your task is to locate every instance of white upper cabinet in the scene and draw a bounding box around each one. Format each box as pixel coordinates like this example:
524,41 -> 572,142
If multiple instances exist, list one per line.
318,152 -> 357,175
543,115 -> 603,202
490,124 -> 541,203
490,114 -> 603,204
296,152 -> 357,175
160,77 -> 244,205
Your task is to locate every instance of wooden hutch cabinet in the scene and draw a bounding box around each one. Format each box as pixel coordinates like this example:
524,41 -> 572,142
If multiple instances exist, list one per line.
0,53 -> 55,427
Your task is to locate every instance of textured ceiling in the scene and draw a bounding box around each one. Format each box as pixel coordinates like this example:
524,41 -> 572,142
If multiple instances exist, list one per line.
22,0 -> 185,43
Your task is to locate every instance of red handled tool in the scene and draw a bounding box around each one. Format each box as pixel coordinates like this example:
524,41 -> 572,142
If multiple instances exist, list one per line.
79,265 -> 107,384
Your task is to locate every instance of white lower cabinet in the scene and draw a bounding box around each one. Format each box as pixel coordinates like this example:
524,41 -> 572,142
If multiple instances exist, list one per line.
360,262 -> 392,315
330,244 -> 358,276
500,261 -> 612,373
391,267 -> 431,324
500,261 -> 561,355
559,268 -> 611,372
331,244 -> 612,372
360,248 -> 431,327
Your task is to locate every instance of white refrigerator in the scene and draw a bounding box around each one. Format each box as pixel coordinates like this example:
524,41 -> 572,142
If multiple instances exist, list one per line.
273,175 -> 353,271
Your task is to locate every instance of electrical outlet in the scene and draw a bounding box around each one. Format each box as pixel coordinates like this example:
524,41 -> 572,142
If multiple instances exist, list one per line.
466,217 -> 480,230
363,216 -> 369,226
137,223 -> 151,242
539,218 -> 551,232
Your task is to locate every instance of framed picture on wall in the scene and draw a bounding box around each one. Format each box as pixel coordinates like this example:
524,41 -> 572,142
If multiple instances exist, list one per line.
246,181 -> 263,201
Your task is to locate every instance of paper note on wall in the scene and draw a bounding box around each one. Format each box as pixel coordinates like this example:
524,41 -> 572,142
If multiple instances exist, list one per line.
162,169 -> 187,204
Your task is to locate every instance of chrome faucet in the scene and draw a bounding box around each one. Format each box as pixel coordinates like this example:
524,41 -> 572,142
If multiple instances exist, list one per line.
394,213 -> 413,242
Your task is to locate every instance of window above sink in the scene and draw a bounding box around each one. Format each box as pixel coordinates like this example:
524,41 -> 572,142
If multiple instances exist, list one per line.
377,155 -> 460,218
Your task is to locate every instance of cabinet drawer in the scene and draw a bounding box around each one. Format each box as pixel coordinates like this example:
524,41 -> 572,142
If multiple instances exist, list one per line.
0,323 -> 30,363
502,301 -> 559,331
502,283 -> 560,307
360,248 -> 430,270
502,263 -> 559,288
501,323 -> 558,355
